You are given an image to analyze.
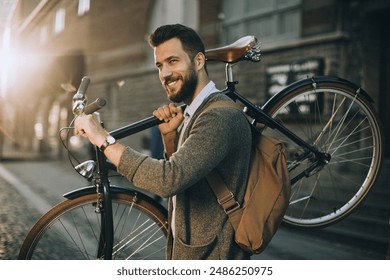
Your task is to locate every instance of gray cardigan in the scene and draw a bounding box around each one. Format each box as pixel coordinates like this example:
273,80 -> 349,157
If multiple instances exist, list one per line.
118,93 -> 252,259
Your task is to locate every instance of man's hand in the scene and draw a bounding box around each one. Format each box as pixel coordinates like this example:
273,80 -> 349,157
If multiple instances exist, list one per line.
153,103 -> 184,135
74,113 -> 108,148
153,103 -> 184,157
74,113 -> 125,166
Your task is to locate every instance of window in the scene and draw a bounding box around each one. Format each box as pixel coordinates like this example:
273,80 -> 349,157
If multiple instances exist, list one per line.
54,8 -> 65,34
220,0 -> 301,44
78,0 -> 90,16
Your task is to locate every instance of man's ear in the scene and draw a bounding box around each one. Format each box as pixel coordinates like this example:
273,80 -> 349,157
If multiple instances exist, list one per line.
194,52 -> 206,71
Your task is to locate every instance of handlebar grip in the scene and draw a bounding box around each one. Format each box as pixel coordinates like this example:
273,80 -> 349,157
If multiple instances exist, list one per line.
83,98 -> 107,114
72,76 -> 91,115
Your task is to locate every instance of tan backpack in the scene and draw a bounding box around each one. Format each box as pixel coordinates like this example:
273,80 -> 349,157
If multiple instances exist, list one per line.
203,100 -> 291,254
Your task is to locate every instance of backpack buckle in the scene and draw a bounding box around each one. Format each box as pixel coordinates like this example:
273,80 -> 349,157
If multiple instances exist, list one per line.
217,192 -> 240,214
224,201 -> 240,215
217,191 -> 234,205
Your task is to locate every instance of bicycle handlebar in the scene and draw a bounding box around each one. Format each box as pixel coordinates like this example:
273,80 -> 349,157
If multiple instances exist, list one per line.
72,76 -> 107,115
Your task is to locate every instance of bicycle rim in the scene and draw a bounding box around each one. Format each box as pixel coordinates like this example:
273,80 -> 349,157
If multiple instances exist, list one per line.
263,82 -> 383,228
18,192 -> 168,259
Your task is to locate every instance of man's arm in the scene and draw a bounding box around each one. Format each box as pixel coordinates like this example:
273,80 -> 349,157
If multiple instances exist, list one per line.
74,103 -> 183,165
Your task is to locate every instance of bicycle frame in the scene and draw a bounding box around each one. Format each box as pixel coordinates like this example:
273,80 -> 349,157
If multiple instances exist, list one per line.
94,148 -> 114,258
109,75 -> 330,182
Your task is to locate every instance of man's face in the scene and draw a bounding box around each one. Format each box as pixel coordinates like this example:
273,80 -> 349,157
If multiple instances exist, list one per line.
154,38 -> 198,103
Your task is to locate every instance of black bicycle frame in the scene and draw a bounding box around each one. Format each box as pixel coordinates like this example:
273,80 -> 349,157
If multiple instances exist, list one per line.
109,80 -> 329,181
94,148 -> 114,259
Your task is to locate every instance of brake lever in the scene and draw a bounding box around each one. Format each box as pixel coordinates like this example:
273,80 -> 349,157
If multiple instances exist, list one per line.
72,76 -> 90,115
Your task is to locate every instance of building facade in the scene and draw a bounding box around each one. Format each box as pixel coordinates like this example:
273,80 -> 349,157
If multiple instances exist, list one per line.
2,0 -> 389,158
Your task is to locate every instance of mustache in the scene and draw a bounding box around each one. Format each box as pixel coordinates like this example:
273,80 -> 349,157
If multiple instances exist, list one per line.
164,75 -> 182,85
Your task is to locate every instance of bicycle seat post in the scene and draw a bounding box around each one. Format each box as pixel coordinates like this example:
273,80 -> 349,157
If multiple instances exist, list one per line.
225,63 -> 235,83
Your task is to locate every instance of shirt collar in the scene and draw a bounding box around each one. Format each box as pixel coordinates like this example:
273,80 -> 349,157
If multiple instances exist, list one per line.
184,81 -> 219,118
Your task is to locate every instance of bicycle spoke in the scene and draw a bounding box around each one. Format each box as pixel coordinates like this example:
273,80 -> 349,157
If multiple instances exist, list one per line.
58,218 -> 90,259
70,211 -> 91,258
125,225 -> 166,260
314,94 -> 345,145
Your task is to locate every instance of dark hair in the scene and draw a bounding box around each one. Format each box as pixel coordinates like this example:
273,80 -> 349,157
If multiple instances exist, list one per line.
149,24 -> 206,61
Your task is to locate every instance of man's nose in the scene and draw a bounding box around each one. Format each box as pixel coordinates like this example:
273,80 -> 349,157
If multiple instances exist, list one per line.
160,66 -> 172,81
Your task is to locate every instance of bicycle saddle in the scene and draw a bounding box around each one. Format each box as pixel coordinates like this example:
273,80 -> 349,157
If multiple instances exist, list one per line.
206,36 -> 261,63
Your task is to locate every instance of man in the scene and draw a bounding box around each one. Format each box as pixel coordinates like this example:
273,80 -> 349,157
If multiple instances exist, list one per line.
75,24 -> 252,259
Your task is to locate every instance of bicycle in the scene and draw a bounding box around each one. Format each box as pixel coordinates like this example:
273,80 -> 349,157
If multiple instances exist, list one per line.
18,35 -> 384,259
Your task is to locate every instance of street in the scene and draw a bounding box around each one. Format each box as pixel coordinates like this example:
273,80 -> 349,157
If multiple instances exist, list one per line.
0,156 -> 388,260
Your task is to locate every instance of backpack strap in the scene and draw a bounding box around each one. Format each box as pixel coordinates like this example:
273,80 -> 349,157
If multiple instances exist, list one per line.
199,99 -> 243,113
198,100 -> 245,231
206,171 -> 242,230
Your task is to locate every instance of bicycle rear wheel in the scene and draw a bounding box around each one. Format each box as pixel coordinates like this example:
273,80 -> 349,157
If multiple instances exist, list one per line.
263,78 -> 383,228
18,190 -> 168,259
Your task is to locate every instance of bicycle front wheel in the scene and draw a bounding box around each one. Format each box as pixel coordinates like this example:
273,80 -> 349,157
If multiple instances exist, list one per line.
18,190 -> 168,259
263,77 -> 383,228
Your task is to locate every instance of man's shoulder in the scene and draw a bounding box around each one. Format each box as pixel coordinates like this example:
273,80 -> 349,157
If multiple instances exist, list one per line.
205,92 -> 231,103
198,92 -> 232,113
194,93 -> 248,125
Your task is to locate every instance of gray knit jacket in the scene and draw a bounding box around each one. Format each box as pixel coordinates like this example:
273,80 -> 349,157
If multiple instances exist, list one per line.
118,93 -> 252,259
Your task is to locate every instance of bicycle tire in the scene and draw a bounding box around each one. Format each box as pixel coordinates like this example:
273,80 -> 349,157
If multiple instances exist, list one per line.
262,78 -> 383,228
18,191 -> 168,259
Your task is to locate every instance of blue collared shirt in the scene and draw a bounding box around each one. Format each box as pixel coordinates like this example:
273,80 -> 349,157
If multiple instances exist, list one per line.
184,80 -> 219,119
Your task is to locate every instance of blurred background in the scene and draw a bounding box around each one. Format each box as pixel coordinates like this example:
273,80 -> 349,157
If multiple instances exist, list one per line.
0,0 -> 389,260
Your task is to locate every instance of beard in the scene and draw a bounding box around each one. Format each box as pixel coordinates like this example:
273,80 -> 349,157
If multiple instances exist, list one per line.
164,66 -> 198,103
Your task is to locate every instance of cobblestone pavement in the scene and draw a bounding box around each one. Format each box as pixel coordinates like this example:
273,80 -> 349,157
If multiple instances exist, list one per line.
0,176 -> 41,260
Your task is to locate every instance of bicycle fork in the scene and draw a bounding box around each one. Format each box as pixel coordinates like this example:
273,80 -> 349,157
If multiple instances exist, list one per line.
93,147 -> 114,259
92,178 -> 113,259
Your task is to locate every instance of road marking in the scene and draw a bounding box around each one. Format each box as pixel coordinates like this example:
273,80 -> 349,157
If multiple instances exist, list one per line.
0,164 -> 53,214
